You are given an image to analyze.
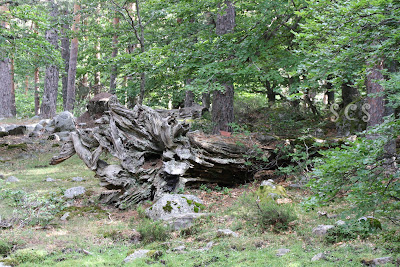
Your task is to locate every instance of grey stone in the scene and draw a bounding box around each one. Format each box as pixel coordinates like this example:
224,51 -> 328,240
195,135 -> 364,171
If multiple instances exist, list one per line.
372,257 -> 392,265
336,220 -> 346,226
6,176 -> 19,183
217,229 -> 238,238
60,212 -> 70,221
261,179 -> 276,188
198,241 -> 214,252
38,119 -> 52,127
123,249 -> 151,263
31,115 -> 41,120
0,261 -> 12,267
45,126 -> 55,133
45,177 -> 55,182
312,225 -> 335,236
276,248 -> 290,257
53,111 -> 76,132
34,123 -> 44,132
172,245 -> 186,252
327,214 -> 338,219
64,186 -> 86,199
145,194 -> 206,230
311,253 -> 326,261
5,125 -> 27,135
71,177 -> 84,182
288,183 -> 302,189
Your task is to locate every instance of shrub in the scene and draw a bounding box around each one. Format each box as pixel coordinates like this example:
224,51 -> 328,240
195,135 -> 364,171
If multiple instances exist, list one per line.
304,116 -> 400,221
11,248 -> 47,264
233,192 -> 297,232
0,241 -> 13,257
324,219 -> 381,244
137,218 -> 170,244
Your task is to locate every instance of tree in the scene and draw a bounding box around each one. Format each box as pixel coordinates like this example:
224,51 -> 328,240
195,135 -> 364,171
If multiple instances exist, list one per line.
109,14 -> 119,94
0,4 -> 14,118
211,1 -> 235,134
40,0 -> 60,119
65,2 -> 81,111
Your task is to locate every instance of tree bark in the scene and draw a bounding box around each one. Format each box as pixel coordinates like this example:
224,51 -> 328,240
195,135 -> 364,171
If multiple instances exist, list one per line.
341,82 -> 359,108
366,61 -> 385,128
212,1 -> 235,134
323,81 -> 334,105
40,0 -> 59,119
65,2 -> 81,112
266,80 -> 276,103
61,21 -> 70,110
0,4 -> 14,118
109,16 -> 119,94
202,93 -> 210,110
34,68 -> 40,115
10,57 -> 16,116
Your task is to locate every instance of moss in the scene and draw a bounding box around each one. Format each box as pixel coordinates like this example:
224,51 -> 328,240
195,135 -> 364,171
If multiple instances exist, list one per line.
0,257 -> 19,266
57,206 -> 108,219
186,199 -> 193,205
162,201 -> 173,213
194,202 -> 205,210
146,250 -> 163,259
194,206 -> 199,213
7,143 -> 27,150
12,248 -> 47,263
256,185 -> 288,202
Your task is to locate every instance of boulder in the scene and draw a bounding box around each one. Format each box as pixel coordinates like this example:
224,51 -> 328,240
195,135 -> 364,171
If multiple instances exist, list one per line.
5,125 -> 27,136
123,250 -> 156,263
311,253 -> 326,261
53,111 -> 76,132
312,225 -> 335,236
256,179 -> 288,201
336,220 -> 346,226
145,194 -> 206,230
64,186 -> 86,199
217,229 -> 238,238
71,177 -> 85,182
276,248 -> 290,257
5,176 -> 19,183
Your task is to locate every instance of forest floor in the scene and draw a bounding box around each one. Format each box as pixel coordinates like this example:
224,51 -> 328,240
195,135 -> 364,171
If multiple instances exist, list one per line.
0,128 -> 399,266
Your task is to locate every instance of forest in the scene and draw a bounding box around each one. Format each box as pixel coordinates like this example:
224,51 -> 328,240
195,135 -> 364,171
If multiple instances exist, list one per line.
0,0 -> 399,266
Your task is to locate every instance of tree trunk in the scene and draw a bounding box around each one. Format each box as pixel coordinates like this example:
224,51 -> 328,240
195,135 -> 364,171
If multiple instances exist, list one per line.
202,93 -> 210,110
109,16 -> 119,94
25,75 -> 29,95
34,68 -> 40,115
212,1 -> 235,134
341,82 -> 359,108
40,0 -> 59,119
366,61 -> 385,128
184,90 -> 194,108
0,59 -> 14,118
65,2 -> 81,112
94,41 -> 101,94
10,58 -> 16,116
61,21 -> 70,110
266,80 -> 275,103
51,96 -> 279,209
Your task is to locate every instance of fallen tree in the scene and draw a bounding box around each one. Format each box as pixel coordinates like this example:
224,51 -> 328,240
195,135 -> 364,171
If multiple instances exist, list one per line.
51,96 -> 279,209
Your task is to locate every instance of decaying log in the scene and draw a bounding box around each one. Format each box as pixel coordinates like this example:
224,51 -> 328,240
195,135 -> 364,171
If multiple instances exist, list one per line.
51,96 -> 279,209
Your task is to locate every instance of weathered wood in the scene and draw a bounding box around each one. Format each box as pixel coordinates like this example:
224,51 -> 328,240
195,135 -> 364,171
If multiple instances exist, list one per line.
51,96 -> 278,209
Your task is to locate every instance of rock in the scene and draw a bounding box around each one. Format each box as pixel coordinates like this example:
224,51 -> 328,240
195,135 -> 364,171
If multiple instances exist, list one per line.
0,262 -> 12,267
288,183 -> 302,189
53,111 -> 76,132
311,253 -> 326,261
31,115 -> 41,120
372,257 -> 392,265
71,177 -> 85,182
5,176 -> 19,183
38,119 -> 52,127
145,194 -> 206,230
312,225 -> 335,236
64,186 -> 86,199
276,248 -> 290,257
130,229 -> 142,244
34,123 -> 44,132
336,220 -> 346,226
172,245 -> 186,252
5,125 -> 27,135
45,177 -> 55,182
123,250 -> 151,263
255,133 -> 277,144
261,179 -> 276,188
327,214 -> 338,219
217,229 -> 238,238
198,241 -> 214,252
60,212 -> 70,221
256,180 -> 288,201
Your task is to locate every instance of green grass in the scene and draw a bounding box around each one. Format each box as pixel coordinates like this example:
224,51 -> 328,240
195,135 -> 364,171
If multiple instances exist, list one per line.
0,137 -> 399,266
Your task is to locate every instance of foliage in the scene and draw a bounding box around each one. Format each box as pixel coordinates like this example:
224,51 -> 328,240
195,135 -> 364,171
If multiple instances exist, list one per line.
9,248 -> 47,264
305,117 -> 400,221
324,219 -> 381,244
136,218 -> 171,244
0,240 -> 13,257
234,192 -> 297,233
380,229 -> 400,253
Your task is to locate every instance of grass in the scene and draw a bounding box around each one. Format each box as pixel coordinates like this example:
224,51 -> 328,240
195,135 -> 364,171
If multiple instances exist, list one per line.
0,135 -> 399,266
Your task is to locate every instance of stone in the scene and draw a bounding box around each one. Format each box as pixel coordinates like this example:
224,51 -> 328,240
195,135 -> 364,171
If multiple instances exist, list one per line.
172,245 -> 186,252
372,257 -> 392,265
256,180 -> 288,201
34,123 -> 44,132
53,111 -> 76,132
71,177 -> 85,182
123,249 -> 151,263
38,119 -> 52,127
276,248 -> 290,257
5,176 -> 19,183
60,212 -> 70,221
312,225 -> 335,236
311,253 -> 326,261
261,179 -> 276,188
0,262 -> 12,267
145,194 -> 206,230
5,125 -> 27,136
217,229 -> 238,238
64,186 -> 86,199
336,220 -> 346,226
327,214 -> 338,219
198,241 -> 214,252
45,177 -> 55,182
